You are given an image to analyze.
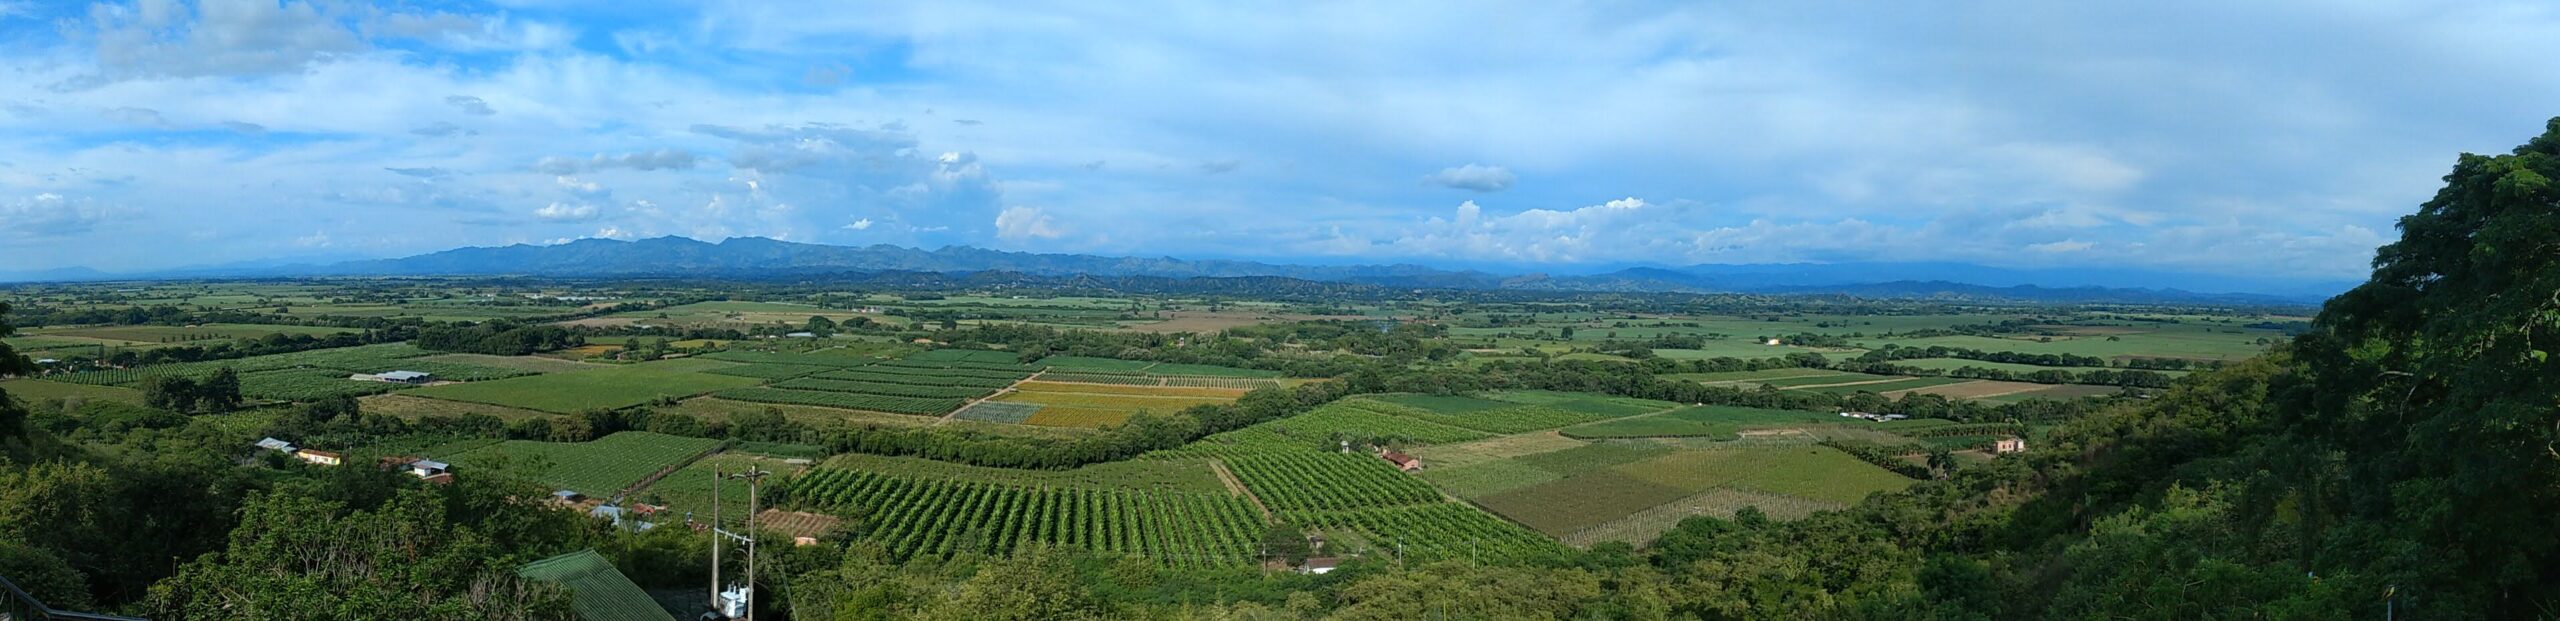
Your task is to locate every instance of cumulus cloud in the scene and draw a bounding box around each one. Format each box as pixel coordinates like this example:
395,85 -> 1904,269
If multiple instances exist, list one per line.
444,95 -> 495,116
1424,164 -> 1516,192
533,202 -> 600,222
2,193 -> 120,237
86,0 -> 365,79
845,218 -> 874,230
533,148 -> 698,174
994,206 -> 1063,240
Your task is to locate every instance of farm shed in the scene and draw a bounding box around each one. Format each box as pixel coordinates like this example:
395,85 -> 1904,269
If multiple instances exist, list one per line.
1300,557 -> 1342,575
1380,450 -> 1424,472
294,449 -> 343,467
1993,437 -> 2028,454
515,549 -> 677,621
254,437 -> 296,452
409,459 -> 451,477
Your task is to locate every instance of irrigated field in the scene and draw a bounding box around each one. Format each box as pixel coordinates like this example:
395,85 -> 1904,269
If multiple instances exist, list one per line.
406,358 -> 762,413
786,467 -> 1266,568
445,431 -> 724,498
1456,443 -> 1914,545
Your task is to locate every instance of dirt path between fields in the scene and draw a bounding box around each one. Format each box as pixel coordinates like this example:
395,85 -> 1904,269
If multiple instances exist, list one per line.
1209,458 -> 1276,523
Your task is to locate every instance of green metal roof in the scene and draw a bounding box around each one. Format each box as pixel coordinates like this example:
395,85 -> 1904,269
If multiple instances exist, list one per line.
516,549 -> 680,621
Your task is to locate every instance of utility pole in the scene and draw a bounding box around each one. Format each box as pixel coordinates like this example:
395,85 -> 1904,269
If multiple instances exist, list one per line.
709,469 -> 722,616
723,469 -> 770,621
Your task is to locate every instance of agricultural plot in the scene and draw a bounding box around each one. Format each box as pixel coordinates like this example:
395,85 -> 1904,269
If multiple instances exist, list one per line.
1458,445 -> 1913,544
1562,405 -> 1943,440
1478,390 -> 1677,417
1885,379 -> 2056,400
950,401 -> 1042,424
629,453 -> 805,526
994,382 -> 1243,429
1352,399 -> 1612,435
1797,376 -> 1972,394
700,363 -> 833,380
700,350 -> 877,368
406,359 -> 763,413
237,368 -> 403,401
656,396 -> 941,429
817,453 -> 1227,494
1153,401 -> 1491,458
1033,355 -> 1155,373
0,379 -> 143,404
447,432 -> 724,498
814,369 -> 1017,388
1369,393 -> 1516,413
1884,357 -> 2190,377
413,353 -> 604,374
1224,453 -> 1444,514
1982,383 -> 2132,402
1293,503 -> 1567,564
358,393 -> 551,422
772,377 -> 994,399
788,468 -> 1265,567
713,387 -> 962,416
906,349 -> 1028,364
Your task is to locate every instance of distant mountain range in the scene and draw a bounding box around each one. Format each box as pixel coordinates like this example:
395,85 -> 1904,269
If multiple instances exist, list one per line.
0,236 -> 2353,305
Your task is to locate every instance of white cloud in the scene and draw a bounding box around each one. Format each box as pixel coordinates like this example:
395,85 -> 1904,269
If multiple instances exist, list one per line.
1424,164 -> 1516,192
845,218 -> 874,230
994,206 -> 1063,240
533,149 -> 697,174
2027,239 -> 2096,253
293,230 -> 331,247
1,193 -> 120,237
534,202 -> 600,222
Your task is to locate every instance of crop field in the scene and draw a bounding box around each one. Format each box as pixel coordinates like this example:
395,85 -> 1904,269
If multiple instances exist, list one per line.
1293,503 -> 1567,564
447,432 -> 724,497
713,387 -> 962,415
950,401 -> 1042,424
994,383 -> 1242,428
38,323 -> 357,343
1884,357 -> 2191,377
1798,376 -> 1973,394
630,453 -> 805,526
405,359 -> 763,413
1755,371 -> 1897,387
358,393 -> 551,422
0,378 -> 143,404
1982,383 -> 2129,403
1369,393 -> 1517,413
1033,355 -> 1155,372
656,396 -> 941,428
1154,401 -> 1491,458
818,453 -> 1227,494
1555,488 -> 1844,548
814,368 -> 1017,388
788,468 -> 1265,567
771,377 -> 994,399
1676,368 -> 1844,383
52,343 -> 442,386
415,353 -> 605,374
907,349 -> 1028,364
236,368 -> 402,401
1886,379 -> 2057,400
699,350 -> 880,368
1562,405 -> 1941,440
1477,390 -> 1677,417
700,363 -> 832,380
1456,444 -> 1912,542
1224,453 -> 1444,513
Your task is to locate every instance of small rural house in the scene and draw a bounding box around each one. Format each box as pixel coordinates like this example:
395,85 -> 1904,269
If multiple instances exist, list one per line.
254,437 -> 296,453
1993,437 -> 2028,454
551,490 -> 586,506
373,370 -> 433,384
1299,557 -> 1341,575
294,449 -> 343,467
34,358 -> 58,365
1379,450 -> 1424,472
409,459 -> 451,478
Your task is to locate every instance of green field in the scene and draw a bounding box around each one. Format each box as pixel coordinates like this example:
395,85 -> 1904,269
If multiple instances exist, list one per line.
1457,444 -> 1914,543
0,378 -> 144,404
405,358 -> 763,413
1562,405 -> 1943,440
447,432 -> 725,497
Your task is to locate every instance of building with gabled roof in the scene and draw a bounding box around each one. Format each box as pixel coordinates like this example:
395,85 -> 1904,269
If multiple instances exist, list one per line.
516,549 -> 678,621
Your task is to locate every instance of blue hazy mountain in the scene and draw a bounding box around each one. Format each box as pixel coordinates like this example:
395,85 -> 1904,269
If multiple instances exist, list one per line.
9,236 -> 2354,304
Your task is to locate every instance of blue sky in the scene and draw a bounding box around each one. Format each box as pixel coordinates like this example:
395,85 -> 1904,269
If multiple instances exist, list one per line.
2,1 -> 2557,279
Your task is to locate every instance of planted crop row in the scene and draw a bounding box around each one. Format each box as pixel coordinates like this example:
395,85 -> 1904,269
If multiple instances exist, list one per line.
789,468 -> 1264,568
1162,377 -> 1282,390
1297,504 -> 1568,565
860,363 -> 1034,381
237,368 -> 402,401
813,369 -> 1017,389
700,350 -> 876,368
703,363 -> 833,380
714,387 -> 962,415
1037,372 -> 1160,386
447,432 -> 722,497
1148,402 -> 1490,459
1225,453 -> 1442,513
770,377 -> 994,399
905,349 -> 1028,364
